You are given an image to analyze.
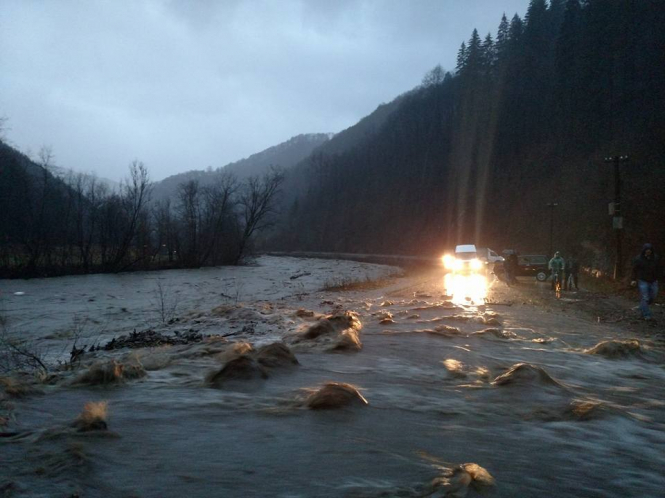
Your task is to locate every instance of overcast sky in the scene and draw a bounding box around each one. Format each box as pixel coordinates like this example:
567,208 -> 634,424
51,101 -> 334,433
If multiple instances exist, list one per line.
0,0 -> 530,182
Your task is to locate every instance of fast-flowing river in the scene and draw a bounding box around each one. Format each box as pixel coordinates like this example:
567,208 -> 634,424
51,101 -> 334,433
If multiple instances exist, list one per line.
1,257 -> 664,497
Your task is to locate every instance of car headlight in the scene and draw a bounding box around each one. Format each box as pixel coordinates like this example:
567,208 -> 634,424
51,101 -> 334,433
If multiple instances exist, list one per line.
470,259 -> 483,271
442,254 -> 455,270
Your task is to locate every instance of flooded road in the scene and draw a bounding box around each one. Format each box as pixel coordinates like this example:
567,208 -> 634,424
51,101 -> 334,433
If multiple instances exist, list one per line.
2,257 -> 665,497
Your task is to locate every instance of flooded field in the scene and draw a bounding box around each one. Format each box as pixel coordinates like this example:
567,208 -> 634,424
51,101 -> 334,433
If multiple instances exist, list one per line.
1,257 -> 664,497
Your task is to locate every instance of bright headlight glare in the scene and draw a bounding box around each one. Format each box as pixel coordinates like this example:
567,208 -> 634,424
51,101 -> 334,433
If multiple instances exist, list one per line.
442,254 -> 454,270
453,259 -> 463,271
470,258 -> 483,271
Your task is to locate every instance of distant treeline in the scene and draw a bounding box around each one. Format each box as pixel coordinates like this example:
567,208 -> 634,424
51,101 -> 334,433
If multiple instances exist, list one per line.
0,141 -> 283,278
272,0 -> 665,274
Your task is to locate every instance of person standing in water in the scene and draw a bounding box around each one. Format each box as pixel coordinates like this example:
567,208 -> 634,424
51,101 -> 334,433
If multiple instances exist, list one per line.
631,243 -> 661,321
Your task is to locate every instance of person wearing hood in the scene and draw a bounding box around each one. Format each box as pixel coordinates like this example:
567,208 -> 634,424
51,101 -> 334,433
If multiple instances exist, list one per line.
631,243 -> 661,320
548,251 -> 565,290
565,255 -> 580,291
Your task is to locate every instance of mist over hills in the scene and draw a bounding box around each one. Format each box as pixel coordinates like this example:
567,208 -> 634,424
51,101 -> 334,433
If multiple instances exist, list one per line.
150,133 -> 332,203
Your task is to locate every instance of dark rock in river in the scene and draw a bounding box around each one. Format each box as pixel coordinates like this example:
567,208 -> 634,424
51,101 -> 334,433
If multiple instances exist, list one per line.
306,382 -> 368,410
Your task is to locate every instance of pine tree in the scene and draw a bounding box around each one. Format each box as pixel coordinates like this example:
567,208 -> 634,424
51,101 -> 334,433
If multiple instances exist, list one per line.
464,29 -> 482,77
456,42 -> 467,73
523,0 -> 549,54
495,13 -> 510,59
481,33 -> 496,74
508,14 -> 523,48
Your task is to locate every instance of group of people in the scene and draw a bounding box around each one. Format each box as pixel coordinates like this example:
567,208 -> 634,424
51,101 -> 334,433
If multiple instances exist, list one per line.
547,252 -> 580,291
550,244 -> 661,321
497,243 -> 660,321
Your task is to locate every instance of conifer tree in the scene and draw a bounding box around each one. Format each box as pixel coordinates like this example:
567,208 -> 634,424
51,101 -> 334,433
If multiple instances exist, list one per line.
464,29 -> 483,77
456,42 -> 467,73
481,33 -> 496,74
495,13 -> 510,59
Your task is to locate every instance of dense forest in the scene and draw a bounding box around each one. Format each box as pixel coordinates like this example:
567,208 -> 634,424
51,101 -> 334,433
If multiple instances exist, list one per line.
272,0 -> 665,276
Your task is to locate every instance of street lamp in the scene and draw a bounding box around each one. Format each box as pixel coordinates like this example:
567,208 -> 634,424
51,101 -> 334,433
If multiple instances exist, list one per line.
547,202 -> 559,257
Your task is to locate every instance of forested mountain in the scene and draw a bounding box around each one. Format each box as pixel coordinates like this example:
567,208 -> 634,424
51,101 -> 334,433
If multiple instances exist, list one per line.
151,133 -> 331,203
272,0 -> 665,274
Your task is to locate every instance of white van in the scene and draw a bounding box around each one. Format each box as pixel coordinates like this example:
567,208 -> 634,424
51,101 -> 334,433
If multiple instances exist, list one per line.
451,244 -> 482,274
476,247 -> 505,265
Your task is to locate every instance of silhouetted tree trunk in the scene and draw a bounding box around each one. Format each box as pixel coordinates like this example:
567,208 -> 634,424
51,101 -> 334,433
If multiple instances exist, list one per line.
235,168 -> 284,263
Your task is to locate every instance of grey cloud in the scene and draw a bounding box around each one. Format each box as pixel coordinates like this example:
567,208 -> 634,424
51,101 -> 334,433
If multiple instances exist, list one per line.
0,0 -> 530,181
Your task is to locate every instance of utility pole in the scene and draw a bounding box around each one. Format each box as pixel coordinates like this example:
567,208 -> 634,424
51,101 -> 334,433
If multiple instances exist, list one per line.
604,155 -> 628,279
547,202 -> 558,257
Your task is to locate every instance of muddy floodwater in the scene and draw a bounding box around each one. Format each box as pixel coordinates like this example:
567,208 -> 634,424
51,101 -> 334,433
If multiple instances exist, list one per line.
1,256 -> 665,497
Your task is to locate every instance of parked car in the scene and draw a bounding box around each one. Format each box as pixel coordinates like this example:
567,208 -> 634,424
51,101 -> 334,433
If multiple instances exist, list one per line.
516,255 -> 550,281
493,252 -> 550,281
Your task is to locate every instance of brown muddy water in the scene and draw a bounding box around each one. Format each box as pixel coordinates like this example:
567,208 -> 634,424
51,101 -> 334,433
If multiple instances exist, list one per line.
1,257 -> 665,497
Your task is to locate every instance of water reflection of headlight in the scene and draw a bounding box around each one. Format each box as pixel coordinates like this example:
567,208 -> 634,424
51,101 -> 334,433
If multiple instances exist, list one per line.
444,273 -> 488,305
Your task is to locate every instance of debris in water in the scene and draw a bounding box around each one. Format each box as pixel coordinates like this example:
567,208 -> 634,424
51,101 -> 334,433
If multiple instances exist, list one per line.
471,328 -> 517,340
288,311 -> 362,352
72,358 -> 146,386
584,340 -> 643,359
408,325 -> 463,338
102,329 -> 207,351
72,401 -> 108,432
430,462 -> 496,497
0,376 -> 41,398
443,359 -> 466,378
255,342 -> 299,369
205,356 -> 268,387
492,363 -> 565,389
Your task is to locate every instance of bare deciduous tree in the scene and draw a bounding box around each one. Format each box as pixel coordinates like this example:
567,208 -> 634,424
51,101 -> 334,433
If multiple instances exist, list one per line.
235,167 -> 285,263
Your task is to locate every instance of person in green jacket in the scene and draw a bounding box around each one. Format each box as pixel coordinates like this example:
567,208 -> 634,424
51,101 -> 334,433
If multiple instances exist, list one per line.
548,252 -> 565,290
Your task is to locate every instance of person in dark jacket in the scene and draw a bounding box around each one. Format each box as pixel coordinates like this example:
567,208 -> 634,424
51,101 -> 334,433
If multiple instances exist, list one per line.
508,253 -> 519,285
565,256 -> 580,291
631,243 -> 661,320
